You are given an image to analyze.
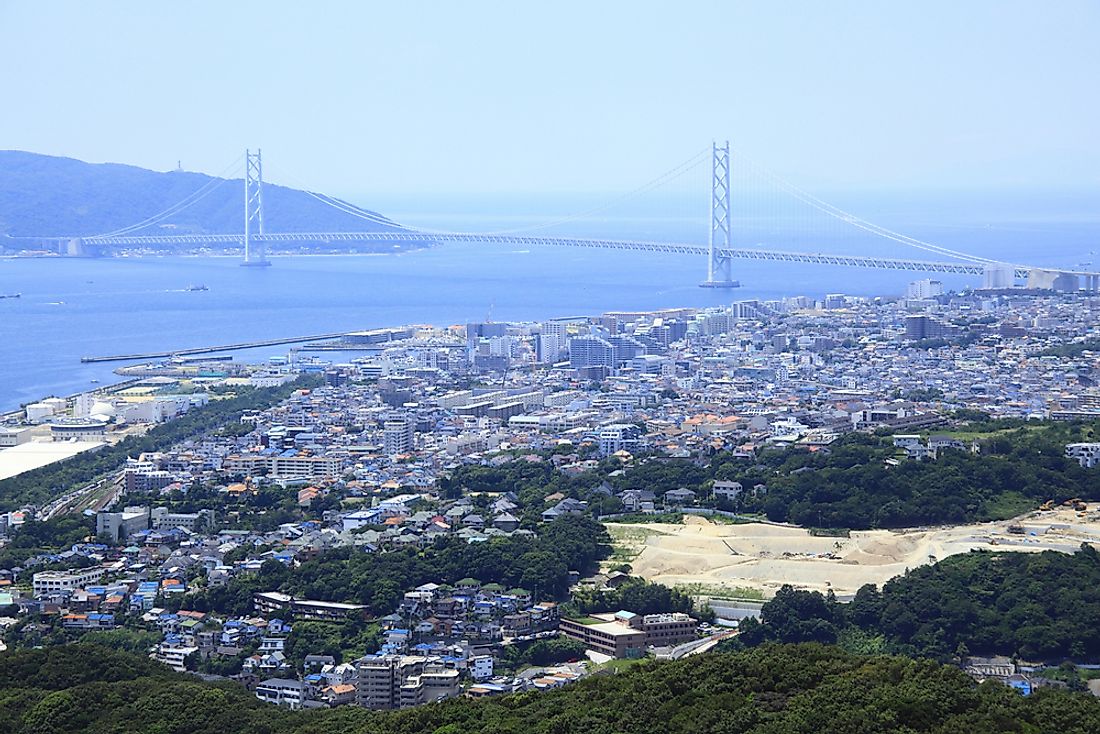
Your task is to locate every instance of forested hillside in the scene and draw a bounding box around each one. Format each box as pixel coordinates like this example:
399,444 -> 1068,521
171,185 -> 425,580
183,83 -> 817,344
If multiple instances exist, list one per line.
442,419 -> 1100,530
725,424 -> 1100,529
0,150 -> 398,240
166,516 -> 611,617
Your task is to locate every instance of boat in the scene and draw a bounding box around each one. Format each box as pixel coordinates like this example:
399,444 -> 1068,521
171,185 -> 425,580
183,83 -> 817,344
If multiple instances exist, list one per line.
0,293 -> 20,299
185,284 -> 209,292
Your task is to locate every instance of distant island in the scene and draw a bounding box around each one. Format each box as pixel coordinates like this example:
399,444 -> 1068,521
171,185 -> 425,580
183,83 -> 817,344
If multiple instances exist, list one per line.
0,150 -> 414,256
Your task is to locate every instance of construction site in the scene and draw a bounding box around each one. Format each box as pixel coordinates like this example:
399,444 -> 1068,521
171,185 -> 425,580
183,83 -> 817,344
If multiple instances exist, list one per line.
608,503 -> 1100,599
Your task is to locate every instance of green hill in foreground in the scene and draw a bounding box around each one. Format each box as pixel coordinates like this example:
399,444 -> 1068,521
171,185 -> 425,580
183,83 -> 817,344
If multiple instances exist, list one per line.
737,547 -> 1100,663
2,643 -> 1099,734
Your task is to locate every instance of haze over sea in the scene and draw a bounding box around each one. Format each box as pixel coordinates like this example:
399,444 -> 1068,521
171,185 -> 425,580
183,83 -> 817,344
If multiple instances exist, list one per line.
1,191 -> 1097,412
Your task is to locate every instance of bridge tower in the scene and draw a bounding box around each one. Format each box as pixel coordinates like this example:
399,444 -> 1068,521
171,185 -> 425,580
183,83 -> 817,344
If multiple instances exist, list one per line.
241,148 -> 271,267
700,140 -> 739,288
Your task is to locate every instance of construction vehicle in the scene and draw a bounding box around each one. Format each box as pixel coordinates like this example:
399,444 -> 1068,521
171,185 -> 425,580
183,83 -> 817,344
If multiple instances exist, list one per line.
1039,500 -> 1054,511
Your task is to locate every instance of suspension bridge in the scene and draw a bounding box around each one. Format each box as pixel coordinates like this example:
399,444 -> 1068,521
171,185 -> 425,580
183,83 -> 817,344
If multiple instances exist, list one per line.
38,144 -> 1100,291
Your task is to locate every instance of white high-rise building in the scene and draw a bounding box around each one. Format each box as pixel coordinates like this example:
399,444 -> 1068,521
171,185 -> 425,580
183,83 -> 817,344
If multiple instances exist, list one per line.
542,320 -> 570,341
569,336 -> 615,369
73,392 -> 97,418
983,266 -> 1015,290
906,279 -> 944,299
597,423 -> 644,456
537,333 -> 565,363
383,419 -> 415,455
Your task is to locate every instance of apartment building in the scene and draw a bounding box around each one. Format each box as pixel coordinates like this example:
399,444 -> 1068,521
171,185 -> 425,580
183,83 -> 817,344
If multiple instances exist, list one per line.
151,507 -> 215,533
355,654 -> 461,710
32,567 -> 107,597
357,654 -> 427,710
399,667 -> 460,707
383,419 -> 415,455
225,452 -> 342,479
253,591 -> 367,622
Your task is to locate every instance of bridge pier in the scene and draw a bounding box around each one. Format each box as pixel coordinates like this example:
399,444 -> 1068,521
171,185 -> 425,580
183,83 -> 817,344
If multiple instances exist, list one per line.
700,141 -> 740,288
241,148 -> 271,267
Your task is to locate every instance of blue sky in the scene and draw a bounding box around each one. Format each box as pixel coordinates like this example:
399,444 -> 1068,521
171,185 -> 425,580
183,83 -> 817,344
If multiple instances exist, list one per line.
1,1 -> 1098,197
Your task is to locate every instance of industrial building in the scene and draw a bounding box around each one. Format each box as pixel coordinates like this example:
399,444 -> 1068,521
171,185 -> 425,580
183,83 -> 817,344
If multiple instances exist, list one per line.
560,610 -> 697,658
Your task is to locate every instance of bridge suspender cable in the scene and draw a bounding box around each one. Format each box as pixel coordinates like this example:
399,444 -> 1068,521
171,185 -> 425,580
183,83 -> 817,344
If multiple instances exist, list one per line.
465,147 -> 711,236
87,154 -> 246,239
727,145 -> 1019,267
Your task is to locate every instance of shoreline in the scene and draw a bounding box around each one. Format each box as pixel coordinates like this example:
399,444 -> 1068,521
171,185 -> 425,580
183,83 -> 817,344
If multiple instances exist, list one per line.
0,375 -> 146,423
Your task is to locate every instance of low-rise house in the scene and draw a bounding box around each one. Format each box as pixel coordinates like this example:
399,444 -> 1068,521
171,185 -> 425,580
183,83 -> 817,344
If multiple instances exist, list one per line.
620,489 -> 656,513
711,481 -> 743,502
304,654 -> 336,671
320,682 -> 357,707
664,488 -> 696,506
502,612 -> 532,637
61,612 -> 115,630
541,498 -> 588,522
454,578 -> 481,595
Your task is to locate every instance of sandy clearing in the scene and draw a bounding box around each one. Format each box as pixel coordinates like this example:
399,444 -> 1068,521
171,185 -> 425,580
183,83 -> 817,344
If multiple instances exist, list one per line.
609,505 -> 1100,598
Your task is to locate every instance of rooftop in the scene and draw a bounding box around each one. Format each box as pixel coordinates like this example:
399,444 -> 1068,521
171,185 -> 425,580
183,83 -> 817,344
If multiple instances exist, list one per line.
0,440 -> 106,481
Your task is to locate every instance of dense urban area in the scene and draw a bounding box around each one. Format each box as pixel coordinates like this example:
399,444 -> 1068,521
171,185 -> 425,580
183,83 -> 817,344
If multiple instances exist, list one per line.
2,283 -> 1100,732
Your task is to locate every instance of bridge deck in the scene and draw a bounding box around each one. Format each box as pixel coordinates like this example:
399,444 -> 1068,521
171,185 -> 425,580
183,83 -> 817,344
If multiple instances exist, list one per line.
72,231 -> 1080,278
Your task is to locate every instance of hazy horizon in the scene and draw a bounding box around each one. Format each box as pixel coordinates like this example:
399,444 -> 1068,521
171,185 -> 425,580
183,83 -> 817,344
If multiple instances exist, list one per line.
6,148 -> 1100,216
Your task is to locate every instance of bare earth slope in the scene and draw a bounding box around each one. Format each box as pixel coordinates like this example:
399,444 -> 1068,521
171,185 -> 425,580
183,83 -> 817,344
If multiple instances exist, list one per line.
610,504 -> 1100,597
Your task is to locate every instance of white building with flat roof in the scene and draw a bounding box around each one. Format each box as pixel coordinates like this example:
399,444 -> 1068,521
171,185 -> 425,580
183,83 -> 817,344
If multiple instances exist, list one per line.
26,400 -> 64,423
906,279 -> 944,299
0,426 -> 33,447
49,419 -> 108,442
154,643 -> 199,673
1066,443 -> 1100,469
0,440 -> 106,481
33,567 -> 107,597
